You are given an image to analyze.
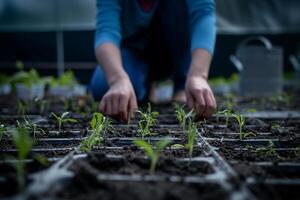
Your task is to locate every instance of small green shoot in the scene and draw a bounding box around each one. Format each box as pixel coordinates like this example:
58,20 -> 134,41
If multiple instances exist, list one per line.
134,139 -> 171,174
137,103 -> 159,140
174,104 -> 194,132
11,127 -> 35,191
294,147 -> 300,158
271,123 -> 281,130
215,109 -> 227,125
17,100 -> 32,115
232,114 -> 246,140
90,112 -> 112,137
0,123 -> 6,141
17,117 -> 45,138
240,131 -> 256,139
185,119 -> 197,161
255,141 -> 278,158
51,112 -> 77,133
80,113 -> 112,152
34,98 -> 50,115
247,108 -> 257,113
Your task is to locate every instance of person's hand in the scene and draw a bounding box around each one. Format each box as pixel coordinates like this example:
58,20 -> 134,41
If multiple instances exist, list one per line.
185,75 -> 216,118
99,77 -> 137,121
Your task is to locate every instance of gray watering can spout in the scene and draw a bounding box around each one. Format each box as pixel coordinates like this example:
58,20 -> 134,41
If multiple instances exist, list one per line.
230,55 -> 243,72
230,36 -> 273,72
289,55 -> 300,71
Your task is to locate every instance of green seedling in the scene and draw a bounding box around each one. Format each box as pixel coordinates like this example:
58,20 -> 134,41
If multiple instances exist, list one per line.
80,113 -> 112,152
255,141 -> 278,158
134,139 -> 171,174
34,98 -> 50,115
215,109 -> 227,125
240,131 -> 256,139
185,120 -> 197,162
17,100 -> 32,115
294,147 -> 300,158
11,127 -> 35,191
17,117 -> 45,138
247,108 -> 257,113
80,131 -> 104,153
174,104 -> 194,133
51,112 -> 77,133
225,102 -> 234,126
90,112 -> 112,137
137,103 -> 159,140
271,123 -> 281,130
232,114 -> 246,140
0,123 -> 6,141
63,99 -> 72,111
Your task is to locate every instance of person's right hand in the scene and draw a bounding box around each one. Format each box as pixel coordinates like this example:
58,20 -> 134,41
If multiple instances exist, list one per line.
99,77 -> 137,122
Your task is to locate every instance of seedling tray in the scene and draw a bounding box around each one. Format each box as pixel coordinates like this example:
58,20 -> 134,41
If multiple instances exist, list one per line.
0,93 -> 299,199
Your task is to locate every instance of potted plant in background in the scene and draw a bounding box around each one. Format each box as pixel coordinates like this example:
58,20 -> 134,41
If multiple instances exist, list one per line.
49,70 -> 86,98
11,68 -> 45,101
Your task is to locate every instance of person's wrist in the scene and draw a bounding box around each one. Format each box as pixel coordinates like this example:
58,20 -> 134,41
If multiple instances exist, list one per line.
108,72 -> 130,86
187,70 -> 208,82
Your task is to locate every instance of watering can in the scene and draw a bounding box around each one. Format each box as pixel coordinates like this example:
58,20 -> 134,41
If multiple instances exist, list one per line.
230,36 -> 283,96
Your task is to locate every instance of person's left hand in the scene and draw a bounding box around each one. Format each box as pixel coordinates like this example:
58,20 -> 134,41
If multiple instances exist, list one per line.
185,75 -> 216,118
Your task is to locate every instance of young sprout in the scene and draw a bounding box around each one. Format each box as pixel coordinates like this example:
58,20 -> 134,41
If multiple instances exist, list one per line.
90,112 -> 112,137
17,117 -> 45,138
137,103 -> 159,140
0,123 -> 6,141
255,140 -> 278,158
240,131 -> 256,139
80,113 -> 112,153
271,122 -> 281,130
17,100 -> 32,115
185,119 -> 197,162
51,112 -> 77,133
247,108 -> 257,113
232,113 -> 246,140
134,139 -> 171,174
34,98 -> 50,115
174,104 -> 194,132
11,127 -> 35,191
294,147 -> 300,158
215,109 -> 227,125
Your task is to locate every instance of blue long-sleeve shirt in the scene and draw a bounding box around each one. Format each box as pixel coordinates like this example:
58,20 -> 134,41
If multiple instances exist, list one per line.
95,0 -> 216,55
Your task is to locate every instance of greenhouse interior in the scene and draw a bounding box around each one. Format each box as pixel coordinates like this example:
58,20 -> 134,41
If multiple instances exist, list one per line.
0,0 -> 299,199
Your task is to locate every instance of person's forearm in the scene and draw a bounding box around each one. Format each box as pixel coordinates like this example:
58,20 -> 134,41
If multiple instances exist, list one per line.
95,43 -> 129,85
187,48 -> 212,80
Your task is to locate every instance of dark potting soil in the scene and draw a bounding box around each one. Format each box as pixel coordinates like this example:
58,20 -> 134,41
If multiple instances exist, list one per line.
233,163 -> 300,180
91,145 -> 207,159
0,148 -> 73,158
249,183 -> 300,200
69,152 -> 214,176
107,125 -> 183,137
203,130 -> 299,140
55,180 -> 228,200
0,140 -> 80,150
208,138 -> 300,148
0,160 -> 50,198
217,144 -> 300,162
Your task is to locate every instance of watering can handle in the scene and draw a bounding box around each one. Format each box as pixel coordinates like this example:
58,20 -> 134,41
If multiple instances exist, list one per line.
238,36 -> 273,51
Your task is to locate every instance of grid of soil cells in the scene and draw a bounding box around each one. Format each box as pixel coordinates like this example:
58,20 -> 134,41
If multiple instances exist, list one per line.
0,93 -> 299,200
